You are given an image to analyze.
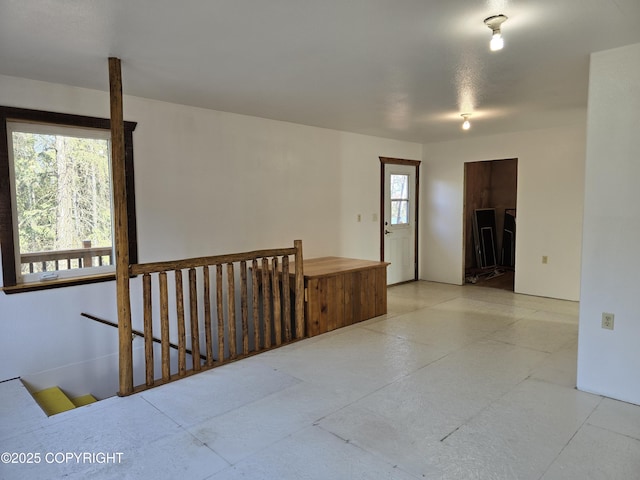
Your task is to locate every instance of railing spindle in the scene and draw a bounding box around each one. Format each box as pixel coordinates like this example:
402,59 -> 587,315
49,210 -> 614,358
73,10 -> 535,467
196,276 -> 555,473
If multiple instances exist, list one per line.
227,263 -> 237,359
262,257 -> 272,348
294,239 -> 304,339
159,271 -> 170,381
175,270 -> 187,376
189,268 -> 201,371
272,257 -> 282,346
143,273 -> 154,386
282,256 -> 291,342
240,261 -> 249,355
216,264 -> 224,363
252,258 -> 260,351
203,265 -> 214,366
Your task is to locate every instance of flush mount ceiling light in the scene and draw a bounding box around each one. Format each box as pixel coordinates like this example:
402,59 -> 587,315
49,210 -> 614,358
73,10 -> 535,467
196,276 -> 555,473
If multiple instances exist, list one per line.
461,114 -> 471,130
484,14 -> 508,51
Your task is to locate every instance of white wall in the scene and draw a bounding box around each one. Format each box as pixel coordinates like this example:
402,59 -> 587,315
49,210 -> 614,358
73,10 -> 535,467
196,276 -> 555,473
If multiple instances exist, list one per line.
420,120 -> 586,301
577,43 -> 640,405
0,74 -> 421,398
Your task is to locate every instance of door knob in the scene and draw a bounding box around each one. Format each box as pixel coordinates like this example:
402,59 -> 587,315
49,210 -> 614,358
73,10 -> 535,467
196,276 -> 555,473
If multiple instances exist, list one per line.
384,229 -> 392,235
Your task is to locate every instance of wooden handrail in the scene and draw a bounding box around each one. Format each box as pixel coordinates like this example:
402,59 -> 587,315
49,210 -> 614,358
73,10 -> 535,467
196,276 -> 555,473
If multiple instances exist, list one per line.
21,246 -> 112,264
129,246 -> 297,275
81,312 -> 206,361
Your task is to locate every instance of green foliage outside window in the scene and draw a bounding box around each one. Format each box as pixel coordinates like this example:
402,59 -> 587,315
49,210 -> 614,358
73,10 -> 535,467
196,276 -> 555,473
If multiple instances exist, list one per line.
12,131 -> 113,255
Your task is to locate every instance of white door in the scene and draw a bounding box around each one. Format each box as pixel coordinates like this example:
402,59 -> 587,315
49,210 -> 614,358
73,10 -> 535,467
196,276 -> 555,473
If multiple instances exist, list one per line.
384,165 -> 416,284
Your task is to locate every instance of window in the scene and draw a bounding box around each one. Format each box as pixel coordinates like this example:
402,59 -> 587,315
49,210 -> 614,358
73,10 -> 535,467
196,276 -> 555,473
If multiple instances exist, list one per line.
0,107 -> 137,292
390,173 -> 410,225
9,122 -> 113,281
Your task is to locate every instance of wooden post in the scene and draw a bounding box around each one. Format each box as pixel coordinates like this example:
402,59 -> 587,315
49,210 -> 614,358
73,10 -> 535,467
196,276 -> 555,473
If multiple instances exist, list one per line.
294,240 -> 304,339
109,57 -> 133,396
82,240 -> 92,268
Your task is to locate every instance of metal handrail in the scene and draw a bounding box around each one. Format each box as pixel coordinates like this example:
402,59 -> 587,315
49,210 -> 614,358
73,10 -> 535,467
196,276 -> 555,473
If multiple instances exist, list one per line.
80,312 -> 207,361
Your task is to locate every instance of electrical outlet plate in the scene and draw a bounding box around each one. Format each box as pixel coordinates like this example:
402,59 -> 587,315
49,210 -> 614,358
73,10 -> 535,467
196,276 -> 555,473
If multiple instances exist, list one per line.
602,312 -> 614,330
542,256 -> 548,264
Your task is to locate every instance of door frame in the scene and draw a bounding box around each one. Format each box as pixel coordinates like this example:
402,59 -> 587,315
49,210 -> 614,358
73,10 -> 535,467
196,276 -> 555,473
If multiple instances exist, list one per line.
379,157 -> 421,282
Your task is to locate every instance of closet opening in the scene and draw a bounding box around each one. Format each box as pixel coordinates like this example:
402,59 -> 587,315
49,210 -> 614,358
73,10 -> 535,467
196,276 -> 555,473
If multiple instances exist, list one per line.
463,158 -> 518,291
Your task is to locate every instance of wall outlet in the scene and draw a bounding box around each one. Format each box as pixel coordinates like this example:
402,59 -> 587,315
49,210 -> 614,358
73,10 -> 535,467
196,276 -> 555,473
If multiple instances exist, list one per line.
542,256 -> 548,264
602,312 -> 615,330
357,214 -> 361,222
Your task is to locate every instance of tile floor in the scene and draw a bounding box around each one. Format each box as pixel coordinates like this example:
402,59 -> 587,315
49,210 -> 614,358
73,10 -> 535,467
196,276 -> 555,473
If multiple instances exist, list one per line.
2,281 -> 640,479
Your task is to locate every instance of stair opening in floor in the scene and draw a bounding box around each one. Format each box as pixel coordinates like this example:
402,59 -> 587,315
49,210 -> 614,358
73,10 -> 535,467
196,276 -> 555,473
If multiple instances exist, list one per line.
30,385 -> 98,416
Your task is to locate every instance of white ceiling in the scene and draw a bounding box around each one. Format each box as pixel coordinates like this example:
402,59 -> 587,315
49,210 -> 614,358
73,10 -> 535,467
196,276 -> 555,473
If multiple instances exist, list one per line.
1,0 -> 639,143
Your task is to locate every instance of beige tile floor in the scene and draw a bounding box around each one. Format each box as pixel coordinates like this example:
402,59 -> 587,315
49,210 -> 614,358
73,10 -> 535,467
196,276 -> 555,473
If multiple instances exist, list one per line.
2,281 -> 639,479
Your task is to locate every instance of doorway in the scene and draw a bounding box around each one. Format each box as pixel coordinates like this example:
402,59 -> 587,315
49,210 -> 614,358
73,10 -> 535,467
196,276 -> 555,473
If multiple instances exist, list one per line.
380,157 -> 420,285
463,158 -> 517,291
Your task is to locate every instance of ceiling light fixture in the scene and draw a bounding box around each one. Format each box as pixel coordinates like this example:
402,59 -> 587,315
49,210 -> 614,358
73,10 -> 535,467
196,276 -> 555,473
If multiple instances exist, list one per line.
461,114 -> 471,130
484,14 -> 508,51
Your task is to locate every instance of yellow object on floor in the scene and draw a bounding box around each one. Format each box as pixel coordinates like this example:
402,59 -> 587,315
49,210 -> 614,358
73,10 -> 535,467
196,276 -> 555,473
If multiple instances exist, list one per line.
32,387 -> 98,416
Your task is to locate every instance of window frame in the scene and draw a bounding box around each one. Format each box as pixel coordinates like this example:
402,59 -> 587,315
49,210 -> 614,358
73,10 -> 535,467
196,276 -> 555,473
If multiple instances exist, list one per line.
0,106 -> 138,293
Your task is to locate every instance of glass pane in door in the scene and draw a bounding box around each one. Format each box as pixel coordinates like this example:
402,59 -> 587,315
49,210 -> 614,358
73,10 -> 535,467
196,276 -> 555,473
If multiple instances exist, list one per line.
390,174 -> 409,225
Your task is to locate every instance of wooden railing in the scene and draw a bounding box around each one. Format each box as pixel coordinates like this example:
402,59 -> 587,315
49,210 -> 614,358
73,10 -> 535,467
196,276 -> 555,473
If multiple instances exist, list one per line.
20,241 -> 112,273
121,240 -> 304,394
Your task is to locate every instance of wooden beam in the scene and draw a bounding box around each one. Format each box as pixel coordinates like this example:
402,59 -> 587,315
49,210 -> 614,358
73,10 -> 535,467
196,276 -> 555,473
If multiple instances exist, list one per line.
109,57 -> 133,396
